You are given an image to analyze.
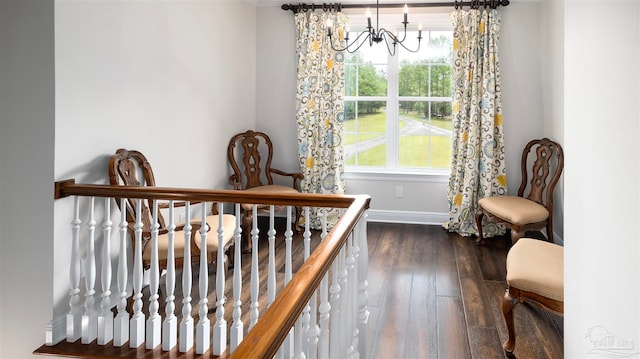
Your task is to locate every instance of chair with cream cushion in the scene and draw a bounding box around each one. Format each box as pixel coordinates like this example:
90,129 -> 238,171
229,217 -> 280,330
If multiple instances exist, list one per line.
227,130 -> 303,251
475,138 -> 564,245
502,237 -> 564,355
109,148 -> 235,271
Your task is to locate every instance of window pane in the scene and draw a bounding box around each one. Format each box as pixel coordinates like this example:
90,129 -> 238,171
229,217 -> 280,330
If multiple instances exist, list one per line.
344,27 -> 453,172
398,101 -> 452,168
430,65 -> 452,97
344,100 -> 387,167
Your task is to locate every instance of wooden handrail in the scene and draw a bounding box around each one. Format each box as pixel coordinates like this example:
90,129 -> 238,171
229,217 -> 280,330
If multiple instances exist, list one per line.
51,179 -> 371,358
55,179 -> 358,208
230,194 -> 370,358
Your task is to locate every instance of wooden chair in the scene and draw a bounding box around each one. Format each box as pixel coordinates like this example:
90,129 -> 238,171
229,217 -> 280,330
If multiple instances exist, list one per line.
227,130 -> 303,251
109,148 -> 235,271
475,138 -> 564,245
502,237 -> 564,356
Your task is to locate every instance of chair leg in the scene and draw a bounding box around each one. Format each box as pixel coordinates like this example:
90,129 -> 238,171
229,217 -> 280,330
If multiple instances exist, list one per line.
502,288 -> 519,356
475,210 -> 485,245
510,229 -> 524,244
242,211 -> 253,253
546,218 -> 554,243
294,206 -> 303,233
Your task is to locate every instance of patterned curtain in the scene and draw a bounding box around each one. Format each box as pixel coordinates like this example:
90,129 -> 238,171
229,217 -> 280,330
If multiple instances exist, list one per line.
295,11 -> 347,229
444,8 -> 507,237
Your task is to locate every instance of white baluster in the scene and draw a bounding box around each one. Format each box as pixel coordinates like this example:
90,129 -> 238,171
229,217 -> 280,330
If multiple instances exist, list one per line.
98,198 -> 114,345
162,201 -> 177,351
82,197 -> 98,344
230,203 -> 244,352
146,201 -> 161,349
268,205 -> 276,305
329,242 -> 343,356
129,199 -> 145,348
357,212 -> 370,359
318,209 -> 330,359
345,232 -> 357,358
338,245 -> 349,356
249,205 -> 260,329
282,206 -> 294,358
179,202 -> 194,352
212,202 -> 227,356
113,198 -> 129,347
196,202 -> 210,354
293,315 -> 305,359
318,273 -> 330,359
303,207 -> 319,359
66,196 -> 82,342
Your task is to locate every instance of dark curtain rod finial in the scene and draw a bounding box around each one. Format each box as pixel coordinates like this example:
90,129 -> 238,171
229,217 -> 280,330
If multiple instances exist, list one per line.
282,0 -> 509,13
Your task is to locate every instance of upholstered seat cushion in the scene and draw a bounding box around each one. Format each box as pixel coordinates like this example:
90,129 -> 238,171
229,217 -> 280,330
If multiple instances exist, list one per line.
240,185 -> 300,211
143,214 -> 236,261
506,238 -> 564,302
479,196 -> 549,225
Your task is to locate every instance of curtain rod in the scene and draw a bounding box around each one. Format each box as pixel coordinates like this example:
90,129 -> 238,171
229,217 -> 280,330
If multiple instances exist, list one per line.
282,0 -> 510,13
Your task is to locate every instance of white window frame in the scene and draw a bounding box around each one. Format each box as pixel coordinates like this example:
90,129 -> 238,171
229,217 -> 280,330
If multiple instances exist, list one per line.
343,15 -> 453,180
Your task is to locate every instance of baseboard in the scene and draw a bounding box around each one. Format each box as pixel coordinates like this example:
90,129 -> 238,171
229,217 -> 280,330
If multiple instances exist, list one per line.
366,209 -> 448,225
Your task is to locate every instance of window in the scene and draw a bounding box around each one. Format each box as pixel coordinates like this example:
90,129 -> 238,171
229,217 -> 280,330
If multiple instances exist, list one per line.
343,26 -> 453,174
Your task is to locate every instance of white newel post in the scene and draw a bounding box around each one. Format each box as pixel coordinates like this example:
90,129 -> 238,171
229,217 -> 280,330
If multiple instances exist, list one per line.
230,203 -> 244,353
179,203 -> 194,352
67,196 -> 83,342
82,197 -> 98,344
146,202 -> 161,349
196,203 -> 210,354
212,202 -> 227,356
162,201 -> 178,351
113,198 -> 129,347
98,198 -> 114,345
129,199 -> 145,348
249,205 -> 260,329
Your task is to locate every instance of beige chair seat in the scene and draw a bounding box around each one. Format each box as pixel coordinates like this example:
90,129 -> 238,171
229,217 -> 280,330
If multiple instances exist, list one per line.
479,196 -> 549,225
506,238 -> 564,302
240,185 -> 300,211
143,214 -> 236,261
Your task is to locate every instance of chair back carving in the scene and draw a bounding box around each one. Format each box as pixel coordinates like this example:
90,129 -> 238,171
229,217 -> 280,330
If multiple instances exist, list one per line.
518,138 -> 564,209
108,148 -> 166,237
227,130 -> 277,190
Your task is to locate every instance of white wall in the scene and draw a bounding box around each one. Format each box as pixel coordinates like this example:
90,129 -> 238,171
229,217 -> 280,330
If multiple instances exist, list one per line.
541,0 -> 565,240
563,1 -> 640,356
0,1 -> 56,358
0,1 -> 257,357
256,3 -> 551,230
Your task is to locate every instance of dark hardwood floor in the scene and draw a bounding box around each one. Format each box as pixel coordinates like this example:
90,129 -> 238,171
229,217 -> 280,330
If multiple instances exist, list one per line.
36,221 -> 563,359
365,222 -> 563,359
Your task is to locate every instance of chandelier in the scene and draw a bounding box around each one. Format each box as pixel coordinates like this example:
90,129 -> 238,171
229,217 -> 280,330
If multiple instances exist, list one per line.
326,0 -> 422,56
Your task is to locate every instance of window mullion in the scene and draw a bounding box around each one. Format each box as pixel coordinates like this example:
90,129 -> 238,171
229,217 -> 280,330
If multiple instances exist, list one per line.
387,51 -> 399,169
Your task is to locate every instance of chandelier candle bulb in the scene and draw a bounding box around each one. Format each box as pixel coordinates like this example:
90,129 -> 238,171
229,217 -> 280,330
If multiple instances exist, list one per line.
326,0 -> 421,55
327,18 -> 333,36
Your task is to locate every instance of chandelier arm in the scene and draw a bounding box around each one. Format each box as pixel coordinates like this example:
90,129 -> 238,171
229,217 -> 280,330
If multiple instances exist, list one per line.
329,31 -> 373,53
381,33 -> 397,56
396,37 -> 422,53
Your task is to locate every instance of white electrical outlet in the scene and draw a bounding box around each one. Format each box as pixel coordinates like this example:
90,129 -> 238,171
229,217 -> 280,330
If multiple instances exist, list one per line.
395,186 -> 404,198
